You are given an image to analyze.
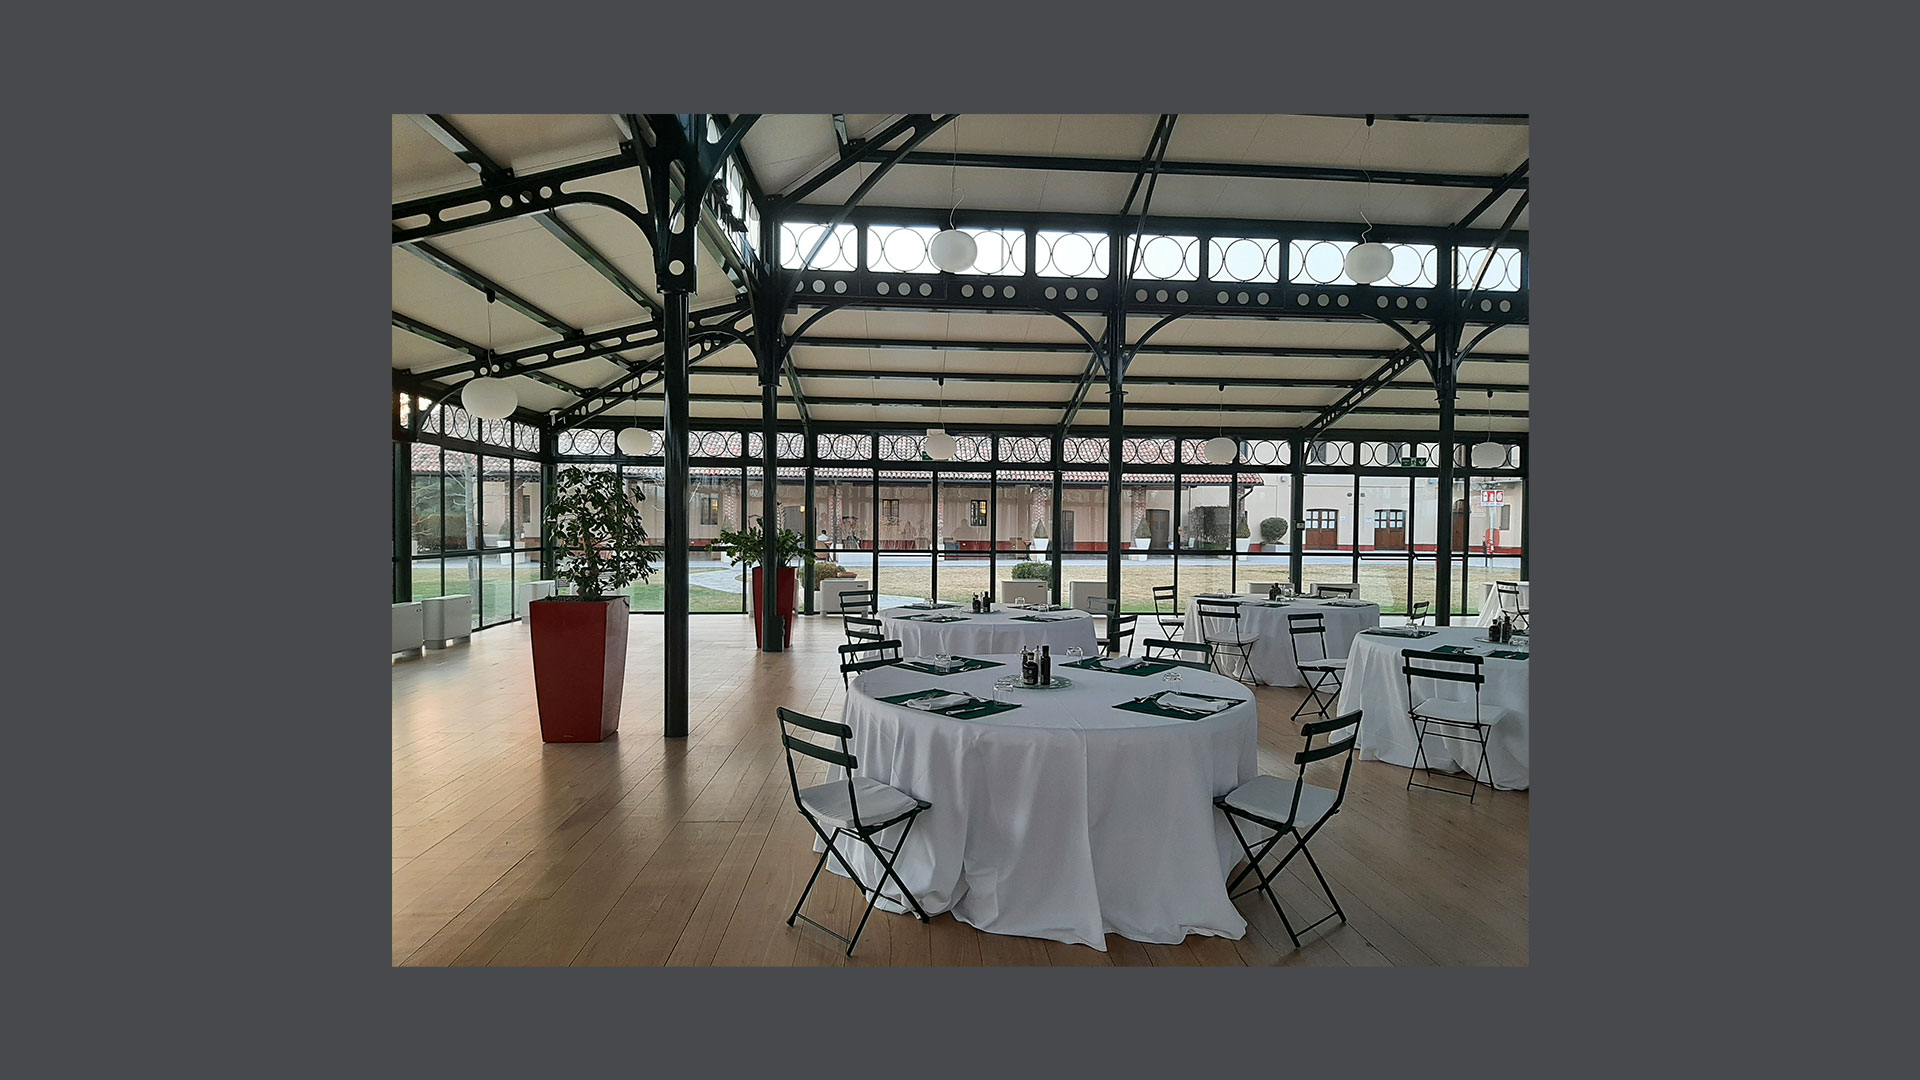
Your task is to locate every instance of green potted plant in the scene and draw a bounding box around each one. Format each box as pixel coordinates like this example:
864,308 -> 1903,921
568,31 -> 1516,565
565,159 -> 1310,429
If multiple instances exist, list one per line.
714,523 -> 816,647
1258,516 -> 1289,552
1132,516 -> 1152,560
1031,519 -> 1049,553
530,466 -> 657,743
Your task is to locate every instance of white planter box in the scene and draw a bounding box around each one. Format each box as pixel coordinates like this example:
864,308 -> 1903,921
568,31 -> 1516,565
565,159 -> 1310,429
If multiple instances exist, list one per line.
392,602 -> 424,654
422,594 -> 472,645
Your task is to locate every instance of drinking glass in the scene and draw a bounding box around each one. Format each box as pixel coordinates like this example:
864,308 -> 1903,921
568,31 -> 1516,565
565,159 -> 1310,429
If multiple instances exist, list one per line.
1161,668 -> 1184,695
1065,645 -> 1084,662
993,675 -> 1014,704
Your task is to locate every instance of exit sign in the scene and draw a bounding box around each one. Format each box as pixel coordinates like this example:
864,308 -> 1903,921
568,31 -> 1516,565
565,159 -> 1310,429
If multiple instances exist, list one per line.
1400,456 -> 1428,467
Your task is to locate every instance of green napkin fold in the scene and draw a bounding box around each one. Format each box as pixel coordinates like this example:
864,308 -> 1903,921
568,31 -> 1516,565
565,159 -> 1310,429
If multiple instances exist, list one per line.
876,689 -> 1019,718
905,614 -> 968,623
1111,690 -> 1244,720
1428,644 -> 1478,655
1010,614 -> 1066,623
1485,649 -> 1530,661
1064,656 -> 1177,677
895,657 -> 1005,676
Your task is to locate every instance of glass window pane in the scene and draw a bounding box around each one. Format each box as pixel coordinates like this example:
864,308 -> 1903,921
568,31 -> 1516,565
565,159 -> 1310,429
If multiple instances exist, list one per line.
481,456 -> 512,549
936,473 -> 992,604
441,450 -> 478,552
694,469 -> 742,613
1238,470 -> 1292,586
512,461 -> 543,549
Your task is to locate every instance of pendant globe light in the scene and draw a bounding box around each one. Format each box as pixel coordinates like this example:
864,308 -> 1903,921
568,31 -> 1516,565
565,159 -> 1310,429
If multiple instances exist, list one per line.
1344,241 -> 1392,285
924,367 -> 956,460
1202,383 -> 1237,465
1469,388 -> 1506,468
928,116 -> 975,274
616,427 -> 655,456
460,289 -> 518,420
1342,117 -> 1392,285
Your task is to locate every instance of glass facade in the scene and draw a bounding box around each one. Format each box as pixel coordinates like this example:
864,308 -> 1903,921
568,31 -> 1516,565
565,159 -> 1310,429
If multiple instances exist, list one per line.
403,422 -> 1526,627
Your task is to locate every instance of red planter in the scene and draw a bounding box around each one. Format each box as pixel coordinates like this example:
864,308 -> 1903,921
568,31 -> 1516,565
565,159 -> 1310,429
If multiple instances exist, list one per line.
751,567 -> 797,648
528,596 -> 629,743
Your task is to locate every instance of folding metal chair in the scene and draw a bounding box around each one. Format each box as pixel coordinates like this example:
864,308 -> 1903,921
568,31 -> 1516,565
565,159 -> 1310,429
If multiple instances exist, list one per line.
843,615 -> 884,644
1087,596 -> 1117,617
1406,600 -> 1431,626
837,588 -> 877,641
1494,581 -> 1529,631
838,638 -> 902,687
1195,599 -> 1256,683
1151,584 -> 1185,637
1314,584 -> 1357,598
1104,612 -> 1138,657
1401,649 -> 1511,801
777,707 -> 932,955
1286,612 -> 1348,724
1214,708 -> 1361,949
1141,637 -> 1214,671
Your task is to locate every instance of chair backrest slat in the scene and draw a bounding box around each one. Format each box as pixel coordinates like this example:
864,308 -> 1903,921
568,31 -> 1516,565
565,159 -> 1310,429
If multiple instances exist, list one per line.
1402,649 -> 1485,685
1293,708 -> 1361,816
782,731 -> 855,769
778,706 -> 850,738
1142,637 -> 1211,661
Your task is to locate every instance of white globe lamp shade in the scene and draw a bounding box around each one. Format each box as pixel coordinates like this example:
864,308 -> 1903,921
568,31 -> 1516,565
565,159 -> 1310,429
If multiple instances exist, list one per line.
924,428 -> 957,460
1203,436 -> 1239,465
616,427 -> 655,456
928,229 -> 977,274
1344,242 -> 1393,285
1470,441 -> 1508,469
460,376 -> 517,420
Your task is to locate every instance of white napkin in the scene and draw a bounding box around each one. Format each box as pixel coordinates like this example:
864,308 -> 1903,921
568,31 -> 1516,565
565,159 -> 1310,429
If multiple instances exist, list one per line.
1159,693 -> 1234,714
904,692 -> 973,712
1100,656 -> 1146,669
916,655 -> 965,670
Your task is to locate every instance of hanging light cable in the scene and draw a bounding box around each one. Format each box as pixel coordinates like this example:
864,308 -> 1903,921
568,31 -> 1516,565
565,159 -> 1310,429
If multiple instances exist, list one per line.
461,287 -> 518,421
1203,381 -> 1236,465
1344,116 -> 1393,285
928,116 -> 976,273
1470,387 -> 1506,468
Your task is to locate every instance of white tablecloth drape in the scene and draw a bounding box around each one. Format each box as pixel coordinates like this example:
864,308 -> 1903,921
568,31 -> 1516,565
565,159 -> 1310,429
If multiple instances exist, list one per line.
1337,626 -> 1531,789
827,655 -> 1259,949
1476,580 -> 1530,628
1180,594 -> 1381,686
879,606 -> 1100,659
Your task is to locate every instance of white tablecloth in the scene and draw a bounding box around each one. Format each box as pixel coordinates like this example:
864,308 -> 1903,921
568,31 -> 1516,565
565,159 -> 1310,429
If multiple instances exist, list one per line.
1337,626 -> 1531,789
1181,594 -> 1381,686
828,655 -> 1259,949
1476,580 -> 1530,628
879,606 -> 1100,659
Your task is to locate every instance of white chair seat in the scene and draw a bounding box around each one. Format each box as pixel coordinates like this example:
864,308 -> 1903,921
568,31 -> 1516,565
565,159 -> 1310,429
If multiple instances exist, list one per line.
798,775 -> 921,831
1296,657 -> 1347,671
1411,697 -> 1508,727
1221,774 -> 1339,828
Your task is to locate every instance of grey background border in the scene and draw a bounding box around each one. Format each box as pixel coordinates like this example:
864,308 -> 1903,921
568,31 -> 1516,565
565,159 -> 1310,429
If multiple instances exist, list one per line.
14,2 -> 1892,1073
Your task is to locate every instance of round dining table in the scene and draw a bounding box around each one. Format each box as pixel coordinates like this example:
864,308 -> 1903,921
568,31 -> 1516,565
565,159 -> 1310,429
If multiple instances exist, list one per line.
1181,594 -> 1381,686
1335,625 -> 1531,790
826,653 -> 1259,949
878,604 -> 1100,659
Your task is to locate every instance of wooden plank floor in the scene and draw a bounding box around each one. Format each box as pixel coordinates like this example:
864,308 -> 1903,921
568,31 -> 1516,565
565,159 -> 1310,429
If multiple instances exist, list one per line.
394,614 -> 1528,966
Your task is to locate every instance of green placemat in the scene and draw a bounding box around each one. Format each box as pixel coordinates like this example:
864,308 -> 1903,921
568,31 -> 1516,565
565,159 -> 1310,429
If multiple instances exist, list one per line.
1010,614 -> 1068,623
1485,649 -> 1530,661
1363,628 -> 1438,639
1323,599 -> 1371,606
1428,644 -> 1478,655
904,614 -> 969,623
1065,656 -> 1177,677
1112,690 -> 1245,720
898,603 -> 957,611
876,689 -> 1019,719
895,657 -> 1005,676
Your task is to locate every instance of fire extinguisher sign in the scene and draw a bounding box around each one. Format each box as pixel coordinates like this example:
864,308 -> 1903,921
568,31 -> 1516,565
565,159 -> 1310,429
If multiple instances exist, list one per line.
1481,490 -> 1504,505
